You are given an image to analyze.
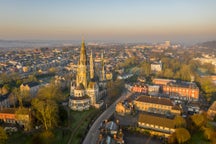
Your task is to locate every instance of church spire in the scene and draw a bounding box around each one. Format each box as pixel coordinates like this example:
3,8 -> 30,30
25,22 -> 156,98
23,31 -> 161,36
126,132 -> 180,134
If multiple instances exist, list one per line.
90,50 -> 95,80
101,52 -> 106,81
79,38 -> 87,65
76,39 -> 88,88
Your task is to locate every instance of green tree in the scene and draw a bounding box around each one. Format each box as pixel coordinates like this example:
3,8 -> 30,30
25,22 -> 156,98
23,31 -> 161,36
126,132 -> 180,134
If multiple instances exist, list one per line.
179,64 -> 191,81
107,80 -> 124,103
175,128 -> 191,144
163,68 -> 174,78
11,88 -> 22,107
0,126 -> 7,144
37,83 -> 63,101
32,98 -> 58,130
189,60 -> 200,73
8,92 -> 17,108
1,84 -> 10,95
174,116 -> 186,128
191,113 -> 207,129
202,63 -> 215,74
203,127 -> 215,141
140,62 -> 151,76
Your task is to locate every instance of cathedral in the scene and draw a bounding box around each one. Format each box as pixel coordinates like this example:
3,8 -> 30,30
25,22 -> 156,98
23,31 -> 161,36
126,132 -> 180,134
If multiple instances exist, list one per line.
69,39 -> 106,111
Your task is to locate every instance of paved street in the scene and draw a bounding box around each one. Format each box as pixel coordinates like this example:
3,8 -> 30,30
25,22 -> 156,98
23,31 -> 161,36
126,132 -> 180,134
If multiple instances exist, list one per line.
83,91 -> 132,144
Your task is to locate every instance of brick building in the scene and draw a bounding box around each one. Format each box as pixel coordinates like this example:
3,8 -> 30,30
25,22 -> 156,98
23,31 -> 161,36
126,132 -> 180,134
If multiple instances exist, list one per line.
162,81 -> 199,101
152,78 -> 176,86
131,83 -> 148,94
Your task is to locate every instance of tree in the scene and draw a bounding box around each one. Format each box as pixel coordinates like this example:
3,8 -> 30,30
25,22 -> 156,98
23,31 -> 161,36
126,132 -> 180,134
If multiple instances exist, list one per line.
1,84 -> 10,95
8,92 -> 17,108
191,113 -> 207,129
179,64 -> 191,81
202,63 -> 215,74
37,83 -> 63,101
11,88 -> 23,107
140,62 -> 151,76
31,98 -> 58,130
198,77 -> 216,101
174,116 -> 186,128
175,128 -> 191,144
107,80 -> 125,103
23,74 -> 37,83
163,68 -> 174,78
0,126 -> 7,144
203,127 -> 215,141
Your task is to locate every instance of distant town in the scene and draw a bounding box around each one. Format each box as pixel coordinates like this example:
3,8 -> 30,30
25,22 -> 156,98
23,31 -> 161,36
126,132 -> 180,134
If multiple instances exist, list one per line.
0,40 -> 216,144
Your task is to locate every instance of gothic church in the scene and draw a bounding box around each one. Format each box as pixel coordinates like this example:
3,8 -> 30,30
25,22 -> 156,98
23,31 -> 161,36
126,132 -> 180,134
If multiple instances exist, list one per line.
69,39 -> 106,111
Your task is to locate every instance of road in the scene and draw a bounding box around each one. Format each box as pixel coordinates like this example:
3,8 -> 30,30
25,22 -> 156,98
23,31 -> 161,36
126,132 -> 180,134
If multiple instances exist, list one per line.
83,91 -> 132,144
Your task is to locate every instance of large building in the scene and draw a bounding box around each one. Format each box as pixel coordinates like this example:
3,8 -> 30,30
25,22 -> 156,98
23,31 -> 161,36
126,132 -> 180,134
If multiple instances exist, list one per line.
153,78 -> 199,101
153,78 -> 176,86
133,96 -> 181,115
69,39 -> 106,111
163,81 -> 199,101
138,113 -> 175,137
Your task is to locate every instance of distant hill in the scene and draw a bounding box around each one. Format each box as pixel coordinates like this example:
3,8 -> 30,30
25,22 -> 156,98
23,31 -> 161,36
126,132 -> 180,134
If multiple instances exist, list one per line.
0,40 -> 79,48
197,41 -> 216,49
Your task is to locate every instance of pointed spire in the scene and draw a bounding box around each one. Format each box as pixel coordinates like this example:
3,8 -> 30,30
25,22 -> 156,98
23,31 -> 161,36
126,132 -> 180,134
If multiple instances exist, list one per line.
101,52 -> 104,67
76,38 -> 88,88
79,38 -> 87,65
81,36 -> 85,49
90,50 -> 95,79
101,52 -> 106,81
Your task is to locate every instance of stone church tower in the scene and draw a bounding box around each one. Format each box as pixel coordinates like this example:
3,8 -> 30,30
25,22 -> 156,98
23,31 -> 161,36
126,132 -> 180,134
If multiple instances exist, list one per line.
76,39 -> 88,88
69,39 -> 105,111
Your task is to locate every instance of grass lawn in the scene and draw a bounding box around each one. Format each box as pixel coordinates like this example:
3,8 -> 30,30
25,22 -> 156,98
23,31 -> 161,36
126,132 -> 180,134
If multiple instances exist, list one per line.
7,132 -> 33,144
7,129 -> 71,144
189,131 -> 211,144
69,107 -> 100,144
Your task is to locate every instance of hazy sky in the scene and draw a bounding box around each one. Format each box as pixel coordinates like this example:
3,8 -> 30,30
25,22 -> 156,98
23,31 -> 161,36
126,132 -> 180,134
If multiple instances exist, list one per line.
0,0 -> 216,43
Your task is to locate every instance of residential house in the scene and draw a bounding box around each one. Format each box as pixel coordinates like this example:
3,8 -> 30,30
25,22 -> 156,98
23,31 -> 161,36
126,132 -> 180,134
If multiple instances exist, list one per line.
97,120 -> 124,144
151,61 -> 162,72
115,101 -> 132,116
20,82 -> 40,97
0,108 -> 31,130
